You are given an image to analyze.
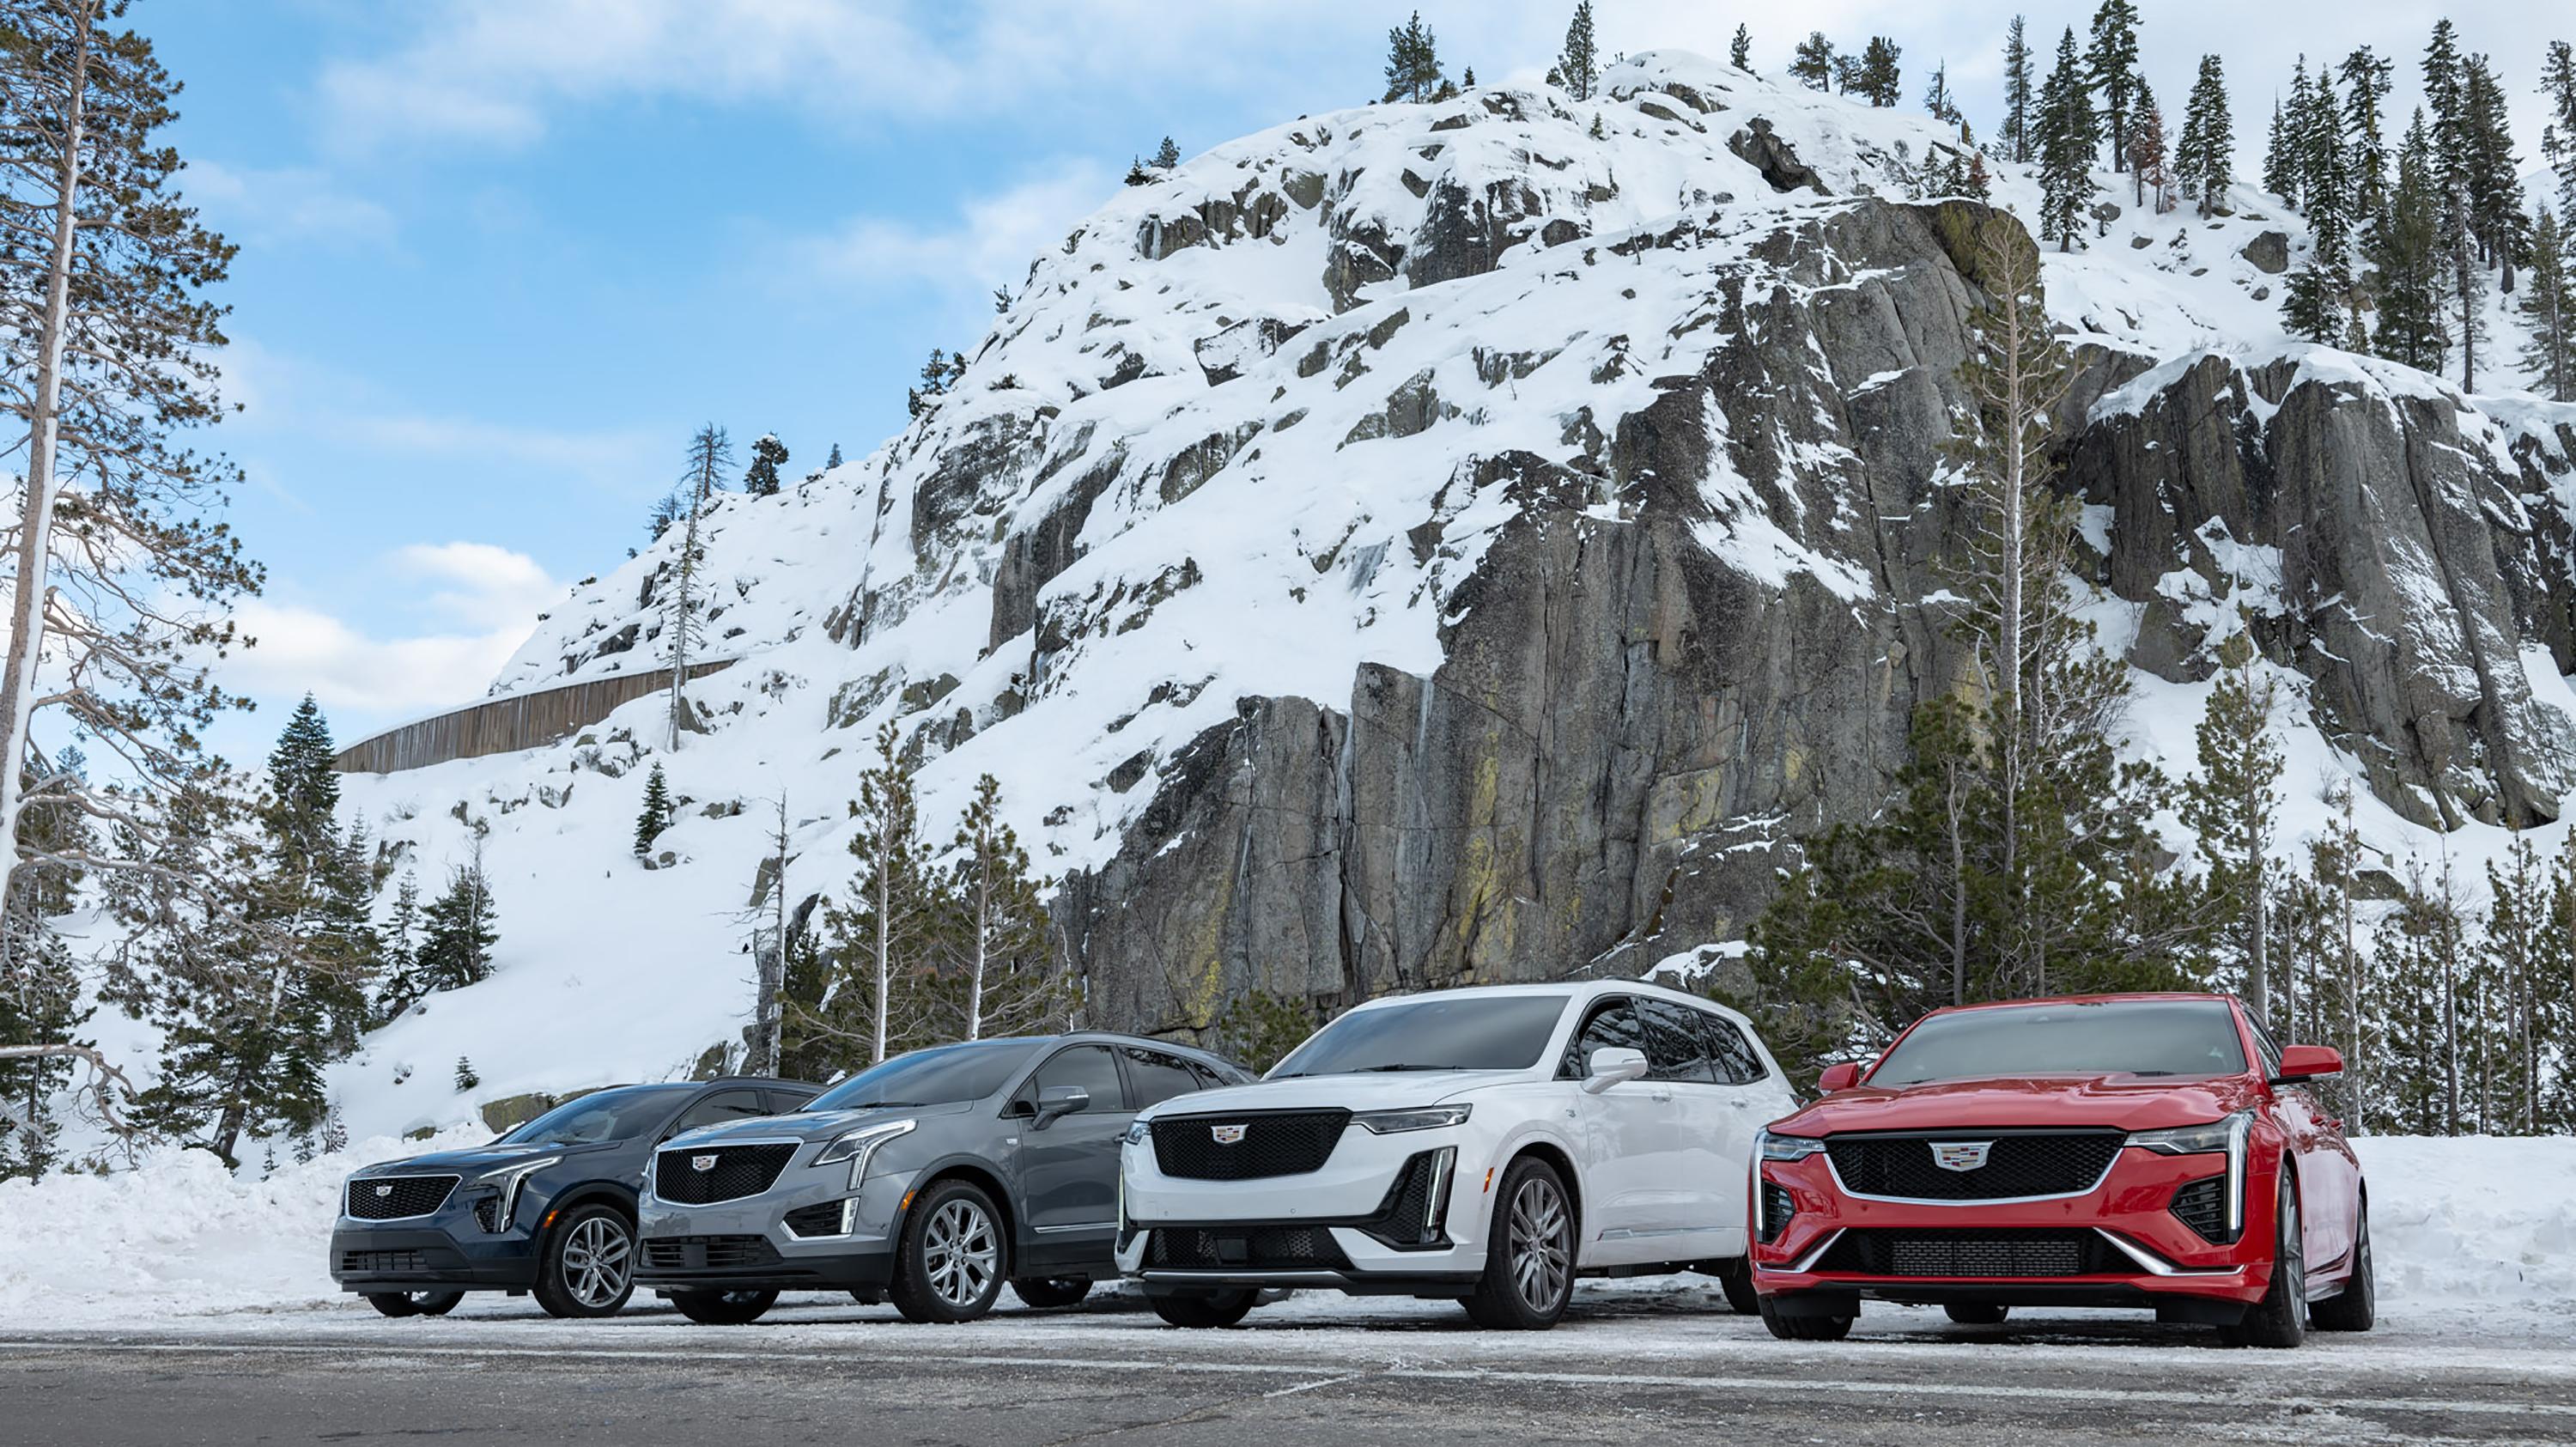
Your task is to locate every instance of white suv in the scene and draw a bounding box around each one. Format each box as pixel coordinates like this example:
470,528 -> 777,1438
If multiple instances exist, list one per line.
1115,981 -> 1795,1328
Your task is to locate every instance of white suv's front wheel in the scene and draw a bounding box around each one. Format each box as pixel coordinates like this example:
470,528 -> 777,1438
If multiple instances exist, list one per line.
1463,1156 -> 1575,1329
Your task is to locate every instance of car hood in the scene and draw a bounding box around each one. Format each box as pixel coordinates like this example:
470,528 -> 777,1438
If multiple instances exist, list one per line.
1138,1070 -> 1529,1121
352,1140 -> 619,1177
1773,1073 -> 2259,1136
663,1099 -> 971,1151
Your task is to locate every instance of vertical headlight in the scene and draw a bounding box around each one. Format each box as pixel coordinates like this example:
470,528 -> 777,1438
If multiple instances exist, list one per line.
814,1119 -> 917,1192
476,1157 -> 560,1232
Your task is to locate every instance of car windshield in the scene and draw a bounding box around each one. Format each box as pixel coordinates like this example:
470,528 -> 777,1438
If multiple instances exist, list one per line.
1271,994 -> 1570,1078
1869,1000 -> 2249,1085
804,1041 -> 1043,1111
495,1086 -> 682,1146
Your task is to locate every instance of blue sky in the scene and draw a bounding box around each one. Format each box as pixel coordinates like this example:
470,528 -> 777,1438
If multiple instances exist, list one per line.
150,0 -> 2556,764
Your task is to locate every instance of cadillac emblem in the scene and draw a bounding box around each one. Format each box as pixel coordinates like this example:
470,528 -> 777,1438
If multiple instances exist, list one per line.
1211,1124 -> 1247,1146
373,1183 -> 392,1198
691,1154 -> 719,1171
1929,1141 -> 1993,1172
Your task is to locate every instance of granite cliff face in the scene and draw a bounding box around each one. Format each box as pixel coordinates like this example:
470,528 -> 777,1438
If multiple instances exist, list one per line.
454,52 -> 2576,1057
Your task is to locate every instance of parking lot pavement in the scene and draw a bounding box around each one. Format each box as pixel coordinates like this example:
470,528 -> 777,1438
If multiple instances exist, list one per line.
4,1289 -> 2571,1445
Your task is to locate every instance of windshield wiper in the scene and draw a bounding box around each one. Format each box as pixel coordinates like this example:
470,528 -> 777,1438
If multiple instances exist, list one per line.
818,1099 -> 927,1110
1352,1063 -> 1473,1073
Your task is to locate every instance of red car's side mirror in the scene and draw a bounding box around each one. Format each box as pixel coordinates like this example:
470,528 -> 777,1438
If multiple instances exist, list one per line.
1817,1061 -> 1863,1092
2274,1044 -> 2343,1081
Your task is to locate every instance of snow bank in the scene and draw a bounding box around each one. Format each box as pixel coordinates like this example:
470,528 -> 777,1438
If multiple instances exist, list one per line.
0,1133 -> 2566,1328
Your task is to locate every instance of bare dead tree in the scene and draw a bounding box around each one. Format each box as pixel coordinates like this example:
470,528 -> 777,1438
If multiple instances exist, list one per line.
664,424 -> 731,750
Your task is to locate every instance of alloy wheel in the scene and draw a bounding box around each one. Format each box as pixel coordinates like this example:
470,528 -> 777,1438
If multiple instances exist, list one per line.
923,1198 -> 999,1309
1506,1175 -> 1571,1314
561,1214 -> 632,1309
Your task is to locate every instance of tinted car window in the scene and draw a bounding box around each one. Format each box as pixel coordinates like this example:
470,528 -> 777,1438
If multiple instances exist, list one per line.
668,1089 -> 769,1135
1556,998 -> 1643,1079
1122,1048 -> 1206,1109
495,1086 -> 684,1146
1871,1000 -> 2250,1085
1027,1045 -> 1127,1113
2247,1018 -> 2283,1079
805,1041 -> 1043,1112
1275,994 -> 1571,1078
763,1087 -> 817,1115
1700,1012 -> 1768,1085
1637,999 -> 1717,1084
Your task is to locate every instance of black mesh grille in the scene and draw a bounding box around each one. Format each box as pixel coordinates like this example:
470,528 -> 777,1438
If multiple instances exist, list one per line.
1151,1110 -> 1350,1181
471,1195 -> 503,1233
345,1175 -> 459,1220
1148,1226 -> 1352,1271
1758,1182 -> 1796,1244
1817,1229 -> 2122,1278
2170,1175 -> 2233,1243
641,1235 -> 781,1271
782,1201 -> 848,1237
340,1249 -> 426,1274
1825,1131 -> 2124,1201
653,1143 -> 797,1204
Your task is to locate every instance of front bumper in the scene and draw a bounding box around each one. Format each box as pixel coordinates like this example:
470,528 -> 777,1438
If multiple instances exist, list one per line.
1117,1131 -> 1482,1295
330,1180 -> 543,1292
633,1156 -> 919,1295
1749,1144 -> 2280,1317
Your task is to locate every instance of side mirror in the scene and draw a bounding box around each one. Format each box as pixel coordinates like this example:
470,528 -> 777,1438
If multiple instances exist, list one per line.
1031,1085 -> 1089,1127
2273,1044 -> 2342,1083
1817,1061 -> 1863,1093
1581,1046 -> 1649,1095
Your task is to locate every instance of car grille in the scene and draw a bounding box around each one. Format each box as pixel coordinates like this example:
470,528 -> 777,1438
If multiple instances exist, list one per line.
1148,1225 -> 1352,1272
1757,1182 -> 1796,1245
1816,1229 -> 2123,1278
1151,1110 -> 1350,1181
653,1143 -> 797,1204
339,1249 -> 427,1274
345,1174 -> 459,1220
641,1235 -> 781,1272
1824,1130 -> 2124,1201
2169,1175 -> 2233,1243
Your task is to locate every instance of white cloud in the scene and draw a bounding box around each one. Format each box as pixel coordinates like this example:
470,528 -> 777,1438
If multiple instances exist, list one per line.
226,543 -> 561,720
779,162 -> 1112,302
185,161 -> 397,248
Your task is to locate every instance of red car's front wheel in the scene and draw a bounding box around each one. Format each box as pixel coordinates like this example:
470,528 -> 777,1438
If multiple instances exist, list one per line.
2222,1175 -> 2305,1348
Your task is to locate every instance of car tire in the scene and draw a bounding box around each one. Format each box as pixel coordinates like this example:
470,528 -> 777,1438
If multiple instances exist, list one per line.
363,1291 -> 462,1318
2221,1174 -> 2306,1348
1462,1155 -> 1577,1330
1147,1289 -> 1258,1328
670,1288 -> 778,1325
1943,1303 -> 2008,1325
1707,1257 -> 1760,1315
889,1178 -> 1009,1323
1756,1294 -> 1854,1341
532,1203 -> 637,1319
1010,1275 -> 1093,1310
2310,1201 -> 2375,1333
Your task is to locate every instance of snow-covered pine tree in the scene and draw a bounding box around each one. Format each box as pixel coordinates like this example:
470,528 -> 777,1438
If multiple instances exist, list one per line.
2175,54 -> 2233,217
2033,27 -> 2100,250
2339,46 -> 2394,220
2125,80 -> 2165,210
1999,16 -> 2034,165
2283,67 -> 2356,344
321,1103 -> 348,1155
2263,60 -> 2309,207
2545,40 -> 2576,217
453,1056 -> 479,1092
415,844 -> 499,996
1381,11 -> 1443,104
2369,110 -> 2449,374
1151,135 -> 1181,170
1555,1 -> 1598,101
634,762 -> 674,859
2181,631 -> 2285,1024
1789,32 -> 1833,92
742,433 -> 788,497
2523,208 -> 2576,402
1729,23 -> 1752,75
2084,0 -> 2142,172
665,424 -> 732,751
371,869 -> 425,1022
2461,55 -> 2526,289
2481,837 -> 2554,1134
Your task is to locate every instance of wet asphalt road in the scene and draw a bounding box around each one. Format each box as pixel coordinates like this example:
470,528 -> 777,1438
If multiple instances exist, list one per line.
3,1291 -> 2569,1445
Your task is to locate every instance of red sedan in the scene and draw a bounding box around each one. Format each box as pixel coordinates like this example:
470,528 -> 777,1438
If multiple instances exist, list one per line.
1749,993 -> 2374,1347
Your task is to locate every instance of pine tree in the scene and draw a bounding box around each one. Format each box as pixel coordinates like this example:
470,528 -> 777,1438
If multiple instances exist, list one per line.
2523,208 -> 2576,402
1789,32 -> 1833,92
1729,24 -> 1753,75
939,775 -> 1062,1042
1151,135 -> 1181,170
2033,28 -> 2100,250
665,424 -> 731,751
1999,16 -> 2035,165
2085,0 -> 2142,172
1852,37 -> 1901,108
2283,66 -> 2357,344
372,869 -> 426,1022
2181,632 -> 2285,1023
1555,1 -> 1599,101
825,442 -> 843,470
415,848 -> 500,996
817,723 -> 943,1067
741,434 -> 788,498
2126,81 -> 2166,210
2544,40 -> 2576,217
2263,60 -> 2309,206
2369,110 -> 2450,373
1382,11 -> 1443,104
2339,46 -> 2395,219
1923,60 -> 1962,128
453,1056 -> 480,1092
2175,54 -> 2233,217
634,763 -> 675,860
2461,55 -> 2526,287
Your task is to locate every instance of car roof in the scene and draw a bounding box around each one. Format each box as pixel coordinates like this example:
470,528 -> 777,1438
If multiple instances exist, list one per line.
1329,978 -> 1759,1028
1923,992 -> 2240,1018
